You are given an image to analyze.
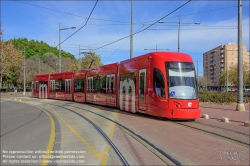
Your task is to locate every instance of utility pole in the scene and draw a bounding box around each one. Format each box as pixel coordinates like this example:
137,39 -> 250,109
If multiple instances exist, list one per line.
225,49 -> 228,92
178,16 -> 180,52
59,23 -> 61,72
236,0 -> 245,111
206,66 -> 208,91
23,48 -> 26,96
130,0 -> 133,59
197,59 -> 198,77
158,16 -> 200,52
78,45 -> 81,70
58,24 -> 76,72
39,48 -> 41,74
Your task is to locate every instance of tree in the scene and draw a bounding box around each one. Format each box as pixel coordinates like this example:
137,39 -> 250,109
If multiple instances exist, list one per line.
219,71 -> 226,86
228,63 -> 250,88
0,41 -> 23,88
197,77 -> 206,90
80,52 -> 103,69
7,38 -> 75,59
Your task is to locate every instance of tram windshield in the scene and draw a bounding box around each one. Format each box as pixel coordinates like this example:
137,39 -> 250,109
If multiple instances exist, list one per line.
166,62 -> 198,99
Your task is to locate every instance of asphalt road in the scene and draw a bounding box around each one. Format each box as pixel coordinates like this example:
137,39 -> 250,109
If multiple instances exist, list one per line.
1,99 -> 51,165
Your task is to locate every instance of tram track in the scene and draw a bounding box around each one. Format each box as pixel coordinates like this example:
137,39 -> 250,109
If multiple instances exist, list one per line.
193,121 -> 249,137
45,102 -> 128,166
64,106 -> 129,166
65,104 -> 181,166
172,121 -> 249,148
37,100 -> 181,166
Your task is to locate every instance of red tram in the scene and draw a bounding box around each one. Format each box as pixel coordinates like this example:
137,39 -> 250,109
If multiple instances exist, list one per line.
33,52 -> 201,119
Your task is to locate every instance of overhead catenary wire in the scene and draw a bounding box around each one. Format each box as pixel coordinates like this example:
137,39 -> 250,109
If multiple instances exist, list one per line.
102,24 -> 146,63
5,1 -> 243,61
15,0 -> 131,24
56,0 -> 98,47
92,0 -> 192,52
4,2 -> 239,50
148,28 -> 237,30
139,5 -> 238,24
15,0 -> 237,26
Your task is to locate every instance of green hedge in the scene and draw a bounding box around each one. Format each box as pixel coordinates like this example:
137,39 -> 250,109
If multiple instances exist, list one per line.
199,92 -> 250,104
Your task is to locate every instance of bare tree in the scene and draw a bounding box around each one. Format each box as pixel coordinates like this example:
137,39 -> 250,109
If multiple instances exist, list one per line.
0,41 -> 23,88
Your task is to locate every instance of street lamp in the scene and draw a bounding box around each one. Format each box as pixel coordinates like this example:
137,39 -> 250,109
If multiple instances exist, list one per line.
22,48 -> 26,96
159,16 -> 200,52
59,23 -> 76,72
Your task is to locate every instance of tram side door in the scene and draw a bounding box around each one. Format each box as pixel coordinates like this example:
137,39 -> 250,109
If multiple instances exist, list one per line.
139,69 -> 146,111
87,77 -> 93,102
65,79 -> 72,100
39,81 -> 48,99
106,74 -> 115,106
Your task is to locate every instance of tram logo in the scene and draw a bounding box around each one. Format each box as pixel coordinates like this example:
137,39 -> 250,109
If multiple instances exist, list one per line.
188,102 -> 192,107
56,93 -> 64,98
119,79 -> 135,113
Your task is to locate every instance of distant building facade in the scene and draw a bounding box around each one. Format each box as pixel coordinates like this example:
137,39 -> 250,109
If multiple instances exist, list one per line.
203,42 -> 250,91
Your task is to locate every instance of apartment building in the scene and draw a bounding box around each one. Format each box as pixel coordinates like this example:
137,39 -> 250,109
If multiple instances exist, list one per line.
203,42 -> 250,91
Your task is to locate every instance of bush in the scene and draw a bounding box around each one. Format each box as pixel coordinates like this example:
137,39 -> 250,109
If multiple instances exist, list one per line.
199,91 -> 249,104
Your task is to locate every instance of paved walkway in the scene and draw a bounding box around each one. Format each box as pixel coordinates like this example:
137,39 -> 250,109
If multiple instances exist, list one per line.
200,103 -> 249,121
116,103 -> 249,165
198,103 -> 250,133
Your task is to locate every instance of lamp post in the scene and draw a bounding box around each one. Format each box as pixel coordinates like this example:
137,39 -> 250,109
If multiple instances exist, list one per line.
23,48 -> 26,96
236,0 -> 245,111
59,23 -> 76,72
159,16 -> 200,52
130,0 -> 133,59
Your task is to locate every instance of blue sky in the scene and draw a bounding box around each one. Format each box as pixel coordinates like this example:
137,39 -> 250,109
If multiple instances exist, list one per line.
1,0 -> 249,76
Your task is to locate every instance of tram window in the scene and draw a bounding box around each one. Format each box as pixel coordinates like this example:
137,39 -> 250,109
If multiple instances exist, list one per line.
111,76 -> 114,94
139,71 -> 145,102
36,81 -> 38,92
55,79 -> 65,92
93,76 -> 102,93
50,81 -> 53,93
88,79 -> 90,92
74,79 -> 84,92
66,79 -> 71,94
100,76 -> 106,93
94,76 -> 104,93
154,68 -> 165,98
61,80 -> 65,92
